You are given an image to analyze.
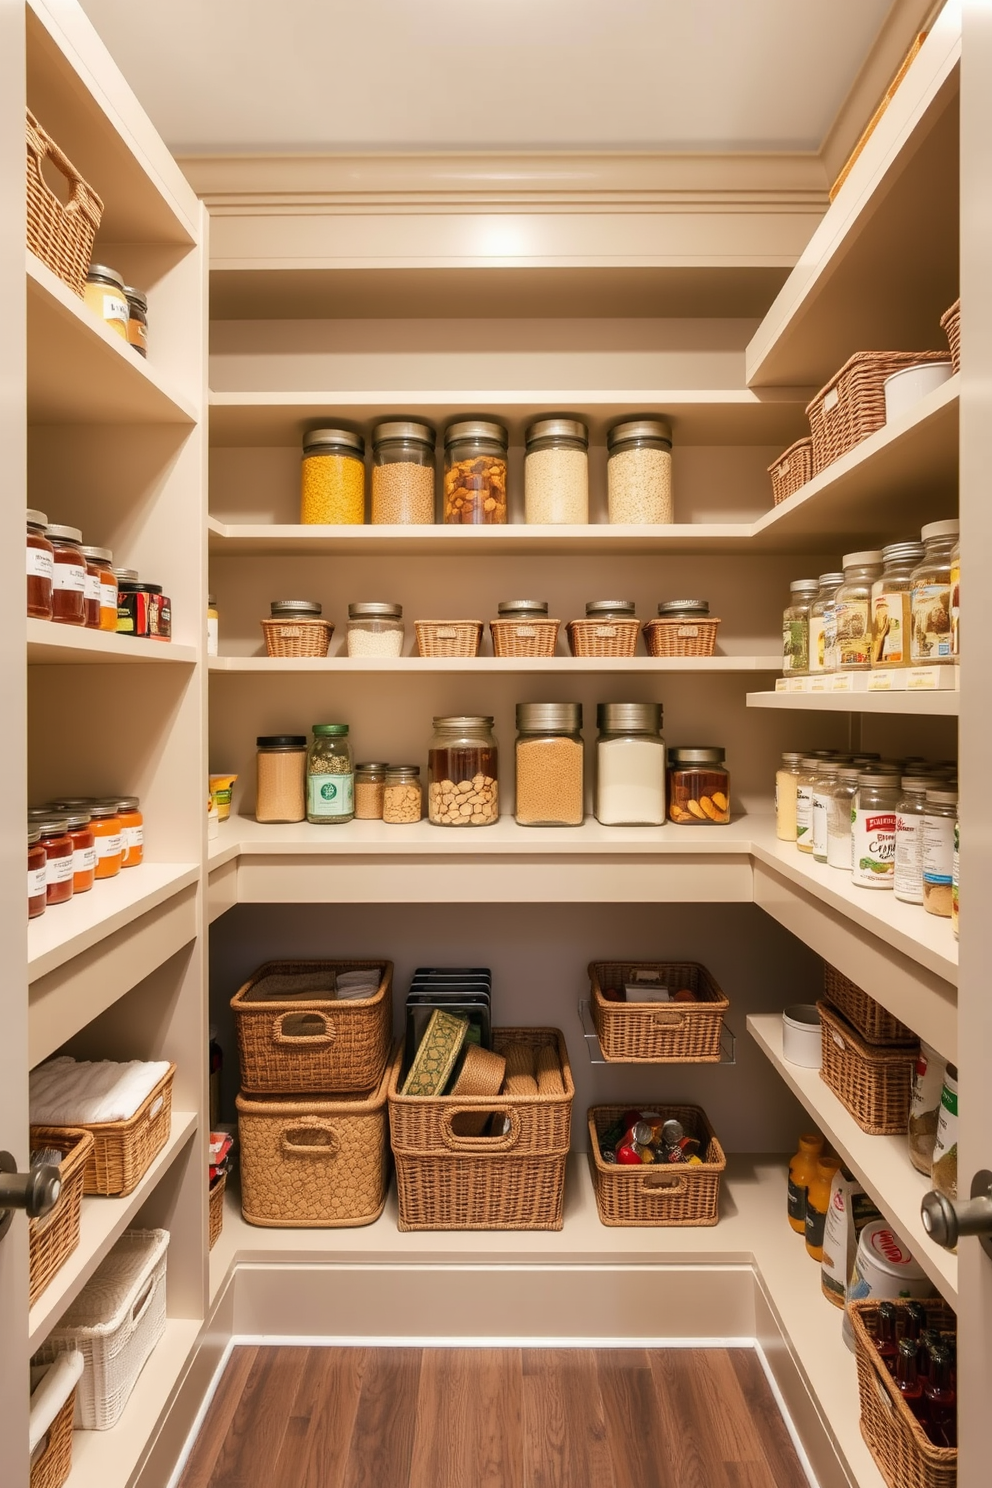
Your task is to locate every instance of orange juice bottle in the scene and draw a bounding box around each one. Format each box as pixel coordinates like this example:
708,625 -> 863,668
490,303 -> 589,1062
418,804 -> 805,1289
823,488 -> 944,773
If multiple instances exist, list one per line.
805,1156 -> 841,1259
787,1133 -> 824,1234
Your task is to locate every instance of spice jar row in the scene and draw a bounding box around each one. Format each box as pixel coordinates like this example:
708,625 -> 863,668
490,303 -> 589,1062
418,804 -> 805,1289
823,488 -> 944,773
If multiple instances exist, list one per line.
299,416 -> 674,527
84,264 -> 148,356
27,797 -> 144,920
27,510 -> 171,639
782,519 -> 959,676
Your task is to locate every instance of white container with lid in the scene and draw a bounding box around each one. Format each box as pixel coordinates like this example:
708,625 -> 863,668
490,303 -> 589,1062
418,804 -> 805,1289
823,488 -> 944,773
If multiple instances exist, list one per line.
842,1220 -> 935,1348
883,361 -> 953,424
782,1005 -> 821,1068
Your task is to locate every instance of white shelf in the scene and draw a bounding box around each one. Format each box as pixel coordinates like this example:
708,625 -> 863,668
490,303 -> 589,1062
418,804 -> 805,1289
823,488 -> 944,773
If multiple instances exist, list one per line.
748,1014 -> 957,1304
210,653 -> 782,674
747,688 -> 960,716
27,618 -> 197,666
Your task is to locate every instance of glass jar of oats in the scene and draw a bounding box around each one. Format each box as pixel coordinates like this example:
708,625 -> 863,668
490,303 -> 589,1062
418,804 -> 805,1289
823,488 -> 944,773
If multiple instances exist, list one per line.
524,418 -> 589,524
606,419 -> 673,524
514,702 -> 584,827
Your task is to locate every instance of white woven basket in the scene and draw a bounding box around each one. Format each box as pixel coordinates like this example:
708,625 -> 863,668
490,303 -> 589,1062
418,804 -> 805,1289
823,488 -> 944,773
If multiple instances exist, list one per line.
33,1229 -> 169,1430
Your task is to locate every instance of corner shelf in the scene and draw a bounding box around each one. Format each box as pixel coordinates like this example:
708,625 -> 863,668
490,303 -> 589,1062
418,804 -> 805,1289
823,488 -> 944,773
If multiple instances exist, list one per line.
746,688 -> 959,716
578,1000 -> 736,1065
27,618 -> 197,665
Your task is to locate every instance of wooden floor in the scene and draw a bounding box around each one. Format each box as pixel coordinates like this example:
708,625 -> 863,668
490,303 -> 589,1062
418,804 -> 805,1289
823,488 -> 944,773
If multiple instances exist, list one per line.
178,1345 -> 810,1488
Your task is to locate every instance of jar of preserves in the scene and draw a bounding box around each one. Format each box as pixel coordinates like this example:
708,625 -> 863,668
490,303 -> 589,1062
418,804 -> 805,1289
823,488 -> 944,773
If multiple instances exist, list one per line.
811,761 -> 841,863
910,519 -> 959,664
256,736 -> 307,824
89,804 -> 124,878
807,572 -> 844,673
27,509 -> 54,620
63,811 -> 96,892
346,602 -> 404,657
84,264 -> 128,337
667,746 -> 730,825
207,595 -> 219,657
852,773 -> 900,888
443,420 -> 508,524
827,766 -> 861,870
428,716 -> 499,826
871,542 -> 924,668
524,418 -> 589,524
371,421 -> 436,524
894,777 -> 944,904
32,816 -> 74,905
107,795 -> 144,866
28,828 -> 46,919
950,537 -> 960,657
81,548 -> 102,629
606,418 -> 673,524
307,724 -> 354,823
835,551 -> 883,671
81,546 -> 117,631
46,524 -> 87,626
922,787 -> 958,917
383,765 -> 423,824
124,286 -> 148,356
595,702 -> 665,826
782,580 -> 819,675
515,702 -> 584,827
775,751 -> 805,840
354,762 -> 388,820
300,428 -> 366,525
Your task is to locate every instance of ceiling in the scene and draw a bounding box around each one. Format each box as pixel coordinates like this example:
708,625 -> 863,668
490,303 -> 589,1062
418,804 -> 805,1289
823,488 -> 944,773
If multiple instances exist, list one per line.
79,0 -> 900,156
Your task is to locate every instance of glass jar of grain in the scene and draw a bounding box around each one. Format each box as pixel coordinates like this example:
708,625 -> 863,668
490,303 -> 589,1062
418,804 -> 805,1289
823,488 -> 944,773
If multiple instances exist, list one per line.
383,765 -> 423,824
307,724 -> 354,823
301,428 -> 366,525
443,420 -> 508,524
514,702 -> 584,827
371,421 -> 436,524
256,735 -> 307,823
355,763 -> 389,820
524,418 -> 589,524
606,419 -> 673,524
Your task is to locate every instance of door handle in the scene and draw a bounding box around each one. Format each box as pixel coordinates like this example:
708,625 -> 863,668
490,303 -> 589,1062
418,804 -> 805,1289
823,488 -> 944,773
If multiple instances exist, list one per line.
921,1167 -> 992,1260
0,1151 -> 62,1241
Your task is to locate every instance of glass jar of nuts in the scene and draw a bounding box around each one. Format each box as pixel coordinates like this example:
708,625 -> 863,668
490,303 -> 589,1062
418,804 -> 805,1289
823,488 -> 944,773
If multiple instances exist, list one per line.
383,765 -> 423,824
443,420 -> 508,524
428,716 -> 498,826
667,747 -> 730,825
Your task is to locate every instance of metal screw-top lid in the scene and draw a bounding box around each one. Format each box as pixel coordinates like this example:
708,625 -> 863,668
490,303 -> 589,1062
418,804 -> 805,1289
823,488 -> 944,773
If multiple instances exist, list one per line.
925,787 -> 959,804
668,746 -> 726,765
858,773 -> 901,787
63,812 -> 93,829
372,420 -> 436,448
789,579 -> 820,594
28,827 -> 41,844
385,765 -> 421,780
900,776 -> 944,792
816,761 -> 840,777
596,702 -> 663,733
257,735 -> 307,749
837,767 -> 862,781
881,542 -> 925,563
348,601 -> 402,620
312,723 -> 349,736
97,795 -> 139,810
498,599 -> 549,617
88,804 -> 122,820
444,419 -> 507,448
356,762 -> 390,774
920,519 -> 959,542
841,550 -> 883,568
816,572 -> 845,586
45,797 -> 95,810
271,599 -> 322,617
525,417 -> 588,447
516,702 -> 582,733
586,599 -> 636,618
86,263 -> 125,291
26,509 -> 48,528
656,599 -> 709,618
208,595 -> 216,607
119,581 -> 161,595
607,418 -> 672,450
112,567 -> 138,581
303,427 -> 365,456
123,286 -> 147,310
780,752 -> 805,763
432,716 -> 495,729
46,524 -> 83,544
80,546 -> 113,563
28,814 -> 69,835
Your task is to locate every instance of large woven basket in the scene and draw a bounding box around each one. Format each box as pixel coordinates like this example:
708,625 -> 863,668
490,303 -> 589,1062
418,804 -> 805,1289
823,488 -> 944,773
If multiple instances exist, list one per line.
208,1172 -> 226,1250
415,620 -> 484,657
26,110 -> 103,297
231,960 -> 392,1094
49,1066 -> 175,1196
29,1127 -> 94,1305
824,964 -> 911,1045
807,351 -> 952,473
261,618 -> 333,657
940,300 -> 961,374
29,1382 -> 76,1488
850,1298 -> 957,1488
388,1028 -> 573,1231
566,617 -> 640,657
643,617 -> 721,659
489,617 -> 560,657
587,1104 -> 726,1226
768,437 -> 813,505
236,1053 -> 393,1228
590,961 -> 728,1062
818,1002 -> 917,1134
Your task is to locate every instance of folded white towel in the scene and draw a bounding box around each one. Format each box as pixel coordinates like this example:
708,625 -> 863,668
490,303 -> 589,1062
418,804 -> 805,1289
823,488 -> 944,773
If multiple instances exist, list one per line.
29,1057 -> 171,1126
335,969 -> 381,1000
29,1350 -> 84,1452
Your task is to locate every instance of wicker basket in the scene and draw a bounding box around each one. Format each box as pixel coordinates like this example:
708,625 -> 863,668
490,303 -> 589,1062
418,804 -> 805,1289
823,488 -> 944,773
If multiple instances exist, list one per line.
807,351 -> 952,473
587,1104 -> 726,1226
236,1053 -> 393,1228
26,110 -> 103,298
489,617 -> 560,657
261,617 -> 333,658
415,620 -> 484,657
29,1380 -> 76,1488
388,1028 -> 573,1231
824,964 -> 912,1045
48,1065 -> 175,1197
642,617 -> 721,659
208,1172 -> 226,1250
768,437 -> 813,505
231,960 -> 392,1094
940,300 -> 961,375
818,1002 -> 917,1135
566,617 -> 641,658
29,1127 -> 95,1305
590,962 -> 729,1063
850,1298 -> 957,1488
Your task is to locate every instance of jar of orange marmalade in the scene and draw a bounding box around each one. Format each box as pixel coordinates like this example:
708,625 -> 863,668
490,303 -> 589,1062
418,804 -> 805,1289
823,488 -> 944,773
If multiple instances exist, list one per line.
88,803 -> 123,878
64,812 -> 97,893
104,796 -> 143,867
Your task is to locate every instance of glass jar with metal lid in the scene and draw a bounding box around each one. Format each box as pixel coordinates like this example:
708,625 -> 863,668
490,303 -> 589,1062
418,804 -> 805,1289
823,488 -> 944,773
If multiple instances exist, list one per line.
46,524 -> 87,627
910,519 -> 959,664
950,535 -> 960,657
515,702 -> 584,827
307,724 -> 354,823
807,573 -> 844,673
346,601 -> 404,658
207,595 -> 219,656
595,702 -> 665,826
88,803 -> 124,878
851,773 -> 900,888
606,418 -> 673,524
80,546 -> 117,631
776,751 -> 805,841
895,776 -> 945,904
103,795 -> 143,866
811,761 -> 841,862
428,716 -> 499,826
667,746 -> 730,825
255,736 -> 308,824
835,552 -> 884,671
922,787 -> 958,916
62,811 -> 97,893
795,755 -> 829,853
27,509 -> 54,620
827,766 -> 861,870
524,417 -> 589,524
783,580 -> 819,675
123,286 -> 148,357
355,763 -> 389,820
443,420 -> 508,525
301,427 -> 366,525
31,815 -> 74,904
870,542 -> 924,667
371,421 -> 436,525
383,766 -> 423,824
84,264 -> 128,337
28,827 -> 46,920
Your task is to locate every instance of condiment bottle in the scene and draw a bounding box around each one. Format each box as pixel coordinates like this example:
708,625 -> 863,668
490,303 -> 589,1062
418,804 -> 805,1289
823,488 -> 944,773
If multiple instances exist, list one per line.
28,828 -> 46,920
924,1344 -> 956,1447
775,752 -> 805,841
851,772 -> 900,888
910,519 -> 959,665
874,1301 -> 899,1373
805,1156 -> 841,1260
870,542 -> 924,667
827,766 -> 861,871
834,551 -> 883,671
922,788 -> 957,917
782,580 -> 819,676
27,509 -> 55,620
894,1339 -> 927,1421
80,546 -> 118,631
787,1133 -> 824,1235
811,761 -> 840,863
807,572 -> 844,673
88,803 -> 124,878
46,524 -> 87,627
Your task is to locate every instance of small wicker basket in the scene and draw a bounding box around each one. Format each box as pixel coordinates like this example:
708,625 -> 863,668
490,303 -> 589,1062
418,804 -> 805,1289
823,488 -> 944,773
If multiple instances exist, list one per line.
940,300 -> 961,375
261,618 -> 333,658
415,620 -> 484,657
768,437 -> 813,505
28,1127 -> 94,1305
587,1104 -> 726,1226
26,110 -> 103,298
590,961 -> 728,1062
208,1171 -> 226,1250
44,1066 -> 175,1196
850,1298 -> 957,1488
817,1001 -> 917,1135
566,617 -> 640,658
489,617 -> 560,657
642,617 -> 721,659
29,1380 -> 76,1488
807,350 -> 952,473
823,964 -> 912,1045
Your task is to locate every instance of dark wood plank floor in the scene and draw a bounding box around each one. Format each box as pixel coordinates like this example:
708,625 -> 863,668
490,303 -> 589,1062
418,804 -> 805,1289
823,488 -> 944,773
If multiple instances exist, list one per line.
179,1346 -> 809,1488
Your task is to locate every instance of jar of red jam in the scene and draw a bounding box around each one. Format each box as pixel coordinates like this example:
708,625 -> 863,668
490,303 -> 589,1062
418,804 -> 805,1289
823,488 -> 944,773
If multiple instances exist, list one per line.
28,828 -> 47,919
89,803 -> 124,878
46,524 -> 87,627
104,796 -> 143,866
32,816 -> 74,905
27,510 -> 55,620
81,547 -> 118,631
64,811 -> 97,893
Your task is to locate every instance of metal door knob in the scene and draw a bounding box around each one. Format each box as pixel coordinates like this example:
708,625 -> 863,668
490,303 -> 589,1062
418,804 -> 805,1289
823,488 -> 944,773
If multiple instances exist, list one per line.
921,1168 -> 992,1260
0,1151 -> 61,1240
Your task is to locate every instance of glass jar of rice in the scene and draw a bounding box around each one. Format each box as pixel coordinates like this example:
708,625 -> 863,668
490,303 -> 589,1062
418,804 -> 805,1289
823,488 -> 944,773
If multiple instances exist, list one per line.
606,418 -> 673,523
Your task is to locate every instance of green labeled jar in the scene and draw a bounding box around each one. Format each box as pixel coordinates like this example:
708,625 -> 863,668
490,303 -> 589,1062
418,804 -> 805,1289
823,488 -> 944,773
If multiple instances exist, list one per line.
306,724 -> 354,823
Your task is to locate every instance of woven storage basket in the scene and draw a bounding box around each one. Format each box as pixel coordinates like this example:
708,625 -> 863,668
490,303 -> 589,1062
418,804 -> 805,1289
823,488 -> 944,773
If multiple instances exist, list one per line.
415,620 -> 484,657
940,300 -> 961,374
55,1065 -> 175,1196
590,962 -> 729,1063
768,437 -> 813,505
26,110 -> 103,297
208,1172 -> 226,1250
818,1002 -> 917,1135
807,351 -> 952,473
388,1028 -> 573,1231
587,1104 -> 726,1226
236,1053 -> 393,1228
824,963 -> 912,1045
850,1298 -> 957,1488
231,960 -> 392,1094
29,1379 -> 76,1488
489,617 -> 560,657
643,617 -> 721,659
566,617 -> 641,658
260,617 -> 333,658
29,1127 -> 95,1305
34,1228 -> 169,1431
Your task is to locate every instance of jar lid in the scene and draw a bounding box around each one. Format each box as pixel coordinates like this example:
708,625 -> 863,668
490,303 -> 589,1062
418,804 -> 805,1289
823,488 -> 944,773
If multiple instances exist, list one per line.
348,601 -> 403,620
837,767 -> 862,780
88,804 -> 121,819
780,752 -> 805,763
920,519 -> 959,542
372,420 -> 435,447
28,827 -> 41,844
789,579 -> 819,593
303,427 -> 365,456
29,815 -> 69,835
122,286 -> 147,310
525,417 -> 588,446
80,546 -> 113,563
516,701 -> 582,733
586,599 -> 635,617
45,797 -> 95,809
112,567 -> 139,581
816,572 -> 845,586
815,761 -> 840,776
925,787 -> 959,803
668,746 -> 726,765
46,524 -> 83,544
432,715 -> 495,729
444,419 -> 507,447
356,762 -> 390,775
26,508 -> 48,527
385,765 -> 421,780
841,550 -> 883,568
86,263 -> 125,290
596,702 -> 662,733
119,581 -> 162,595
271,599 -> 322,617
858,773 -> 900,786
498,599 -> 549,617
103,795 -> 139,809
881,542 -> 925,563
607,418 -> 672,449
312,723 -> 349,736
656,600 -> 709,617
901,776 -> 943,792
257,735 -> 307,749
63,812 -> 93,829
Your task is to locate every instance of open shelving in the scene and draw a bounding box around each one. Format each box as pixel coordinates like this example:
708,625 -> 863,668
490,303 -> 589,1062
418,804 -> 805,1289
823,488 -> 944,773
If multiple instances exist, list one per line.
210,654 -> 783,674
27,619 -> 197,666
747,689 -> 960,716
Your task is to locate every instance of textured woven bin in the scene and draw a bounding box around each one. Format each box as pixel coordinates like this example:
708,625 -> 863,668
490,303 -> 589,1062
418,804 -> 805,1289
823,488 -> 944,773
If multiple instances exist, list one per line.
236,1053 -> 393,1228
29,1379 -> 76,1488
590,962 -> 728,1063
643,617 -> 721,658
588,1104 -> 726,1226
940,300 -> 961,374
261,617 -> 333,657
489,617 -> 560,657
388,1028 -> 573,1231
850,1298 -> 957,1488
415,619 -> 484,657
824,963 -> 911,1045
807,351 -> 952,473
55,1065 -> 174,1196
231,960 -> 392,1094
566,617 -> 640,657
208,1172 -> 226,1250
768,437 -> 813,505
26,110 -> 103,297
29,1127 -> 95,1305
818,1002 -> 917,1134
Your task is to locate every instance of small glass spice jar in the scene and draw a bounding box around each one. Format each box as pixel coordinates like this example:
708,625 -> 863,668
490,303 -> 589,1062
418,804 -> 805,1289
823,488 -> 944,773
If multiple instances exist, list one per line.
894,776 -> 943,904
606,418 -> 673,524
827,766 -> 862,870
84,264 -> 128,337
28,827 -> 47,919
835,551 -> 884,671
910,520 -> 959,665
355,763 -> 389,820
27,509 -> 55,620
667,747 -> 730,825
808,572 -> 844,673
811,761 -> 841,863
428,716 -> 499,826
346,602 -> 404,657
595,702 -> 665,826
383,765 -> 423,824
255,736 -> 307,824
371,421 -> 436,525
32,815 -> 74,905
515,702 -> 584,827
88,803 -> 124,878
443,420 -> 508,524
782,579 -> 819,675
851,772 -> 900,888
47,524 -> 87,626
63,811 -> 97,893
524,418 -> 589,524
81,546 -> 118,631
105,795 -> 144,866
870,542 -> 924,667
922,787 -> 958,917
123,286 -> 148,356
301,428 -> 366,525
307,724 -> 355,823
775,751 -> 805,841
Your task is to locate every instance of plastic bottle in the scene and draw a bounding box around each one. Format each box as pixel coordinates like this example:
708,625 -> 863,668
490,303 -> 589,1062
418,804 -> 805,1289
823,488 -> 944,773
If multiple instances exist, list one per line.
805,1155 -> 841,1260
787,1133 -> 824,1235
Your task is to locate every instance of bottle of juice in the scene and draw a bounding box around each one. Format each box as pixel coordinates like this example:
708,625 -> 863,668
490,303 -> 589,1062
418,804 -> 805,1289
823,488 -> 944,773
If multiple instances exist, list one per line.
787,1133 -> 824,1235
805,1156 -> 841,1259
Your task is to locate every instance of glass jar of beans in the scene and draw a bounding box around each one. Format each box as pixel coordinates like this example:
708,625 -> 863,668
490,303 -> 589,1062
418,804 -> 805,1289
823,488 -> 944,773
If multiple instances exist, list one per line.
371,421 -> 436,524
514,702 -> 584,826
428,716 -> 498,826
